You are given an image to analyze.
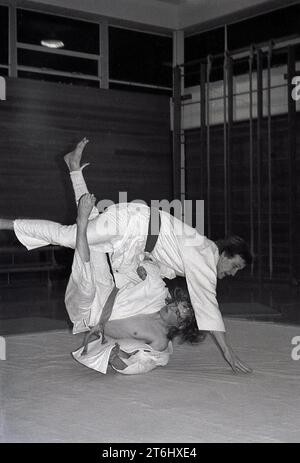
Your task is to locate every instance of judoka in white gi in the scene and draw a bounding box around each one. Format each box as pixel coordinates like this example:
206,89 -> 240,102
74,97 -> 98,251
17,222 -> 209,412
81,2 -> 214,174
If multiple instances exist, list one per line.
0,139 -> 253,373
71,192 -> 202,375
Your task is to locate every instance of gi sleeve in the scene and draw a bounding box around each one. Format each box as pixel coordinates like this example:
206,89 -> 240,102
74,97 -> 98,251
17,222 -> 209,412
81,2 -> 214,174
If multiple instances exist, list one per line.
183,242 -> 225,332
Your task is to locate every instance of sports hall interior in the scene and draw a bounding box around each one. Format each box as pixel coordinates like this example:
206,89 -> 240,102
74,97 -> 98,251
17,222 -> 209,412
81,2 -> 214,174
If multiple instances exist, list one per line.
0,0 -> 299,443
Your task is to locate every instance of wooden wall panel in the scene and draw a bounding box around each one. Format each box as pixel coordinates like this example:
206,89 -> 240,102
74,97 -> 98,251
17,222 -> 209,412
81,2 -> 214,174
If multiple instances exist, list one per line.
0,78 -> 172,225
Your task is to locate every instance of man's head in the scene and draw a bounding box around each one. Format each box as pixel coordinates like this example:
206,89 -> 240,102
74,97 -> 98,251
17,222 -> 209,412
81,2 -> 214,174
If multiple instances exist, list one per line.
160,288 -> 206,344
216,235 -> 253,279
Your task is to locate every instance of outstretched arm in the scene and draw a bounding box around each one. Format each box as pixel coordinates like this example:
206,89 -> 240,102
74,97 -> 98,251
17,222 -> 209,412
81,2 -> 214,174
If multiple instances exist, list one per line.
210,331 -> 252,374
183,246 -> 252,374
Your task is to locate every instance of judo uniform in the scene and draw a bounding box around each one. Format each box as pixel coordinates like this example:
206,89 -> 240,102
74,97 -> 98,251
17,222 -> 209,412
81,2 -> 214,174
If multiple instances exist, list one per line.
13,169 -> 225,333
66,249 -> 169,334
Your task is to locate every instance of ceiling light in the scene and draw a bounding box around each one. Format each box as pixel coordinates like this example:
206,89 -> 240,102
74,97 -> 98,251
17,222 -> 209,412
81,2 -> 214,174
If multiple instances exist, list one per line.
41,39 -> 64,49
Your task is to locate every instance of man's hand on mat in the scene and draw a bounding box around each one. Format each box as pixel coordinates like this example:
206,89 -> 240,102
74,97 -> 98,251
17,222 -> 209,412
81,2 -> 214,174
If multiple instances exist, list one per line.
210,331 -> 252,374
223,347 -> 253,374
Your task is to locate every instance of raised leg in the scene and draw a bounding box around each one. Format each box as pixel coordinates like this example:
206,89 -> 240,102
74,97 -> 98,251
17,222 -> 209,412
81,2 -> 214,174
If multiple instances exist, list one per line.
13,219 -> 78,250
65,141 -> 114,293
64,138 -> 99,220
64,137 -> 90,173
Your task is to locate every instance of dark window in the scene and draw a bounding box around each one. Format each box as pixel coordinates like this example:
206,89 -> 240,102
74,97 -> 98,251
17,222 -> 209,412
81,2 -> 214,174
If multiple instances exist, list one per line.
18,71 -> 99,87
185,27 -> 225,63
184,27 -> 225,86
0,6 -> 9,65
0,68 -> 9,77
186,55 -> 225,86
228,4 -> 300,51
18,49 -> 98,76
109,27 -> 172,88
17,9 -> 99,55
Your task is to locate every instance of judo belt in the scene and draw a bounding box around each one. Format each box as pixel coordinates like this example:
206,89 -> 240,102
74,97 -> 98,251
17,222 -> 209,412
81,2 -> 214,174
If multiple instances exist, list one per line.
99,208 -> 161,333
100,254 -> 119,326
106,253 -> 116,286
144,208 -> 161,253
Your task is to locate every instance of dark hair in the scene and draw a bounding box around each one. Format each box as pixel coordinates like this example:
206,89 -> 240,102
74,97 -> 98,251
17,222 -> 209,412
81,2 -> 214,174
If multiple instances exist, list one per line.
216,235 -> 253,265
165,287 -> 207,345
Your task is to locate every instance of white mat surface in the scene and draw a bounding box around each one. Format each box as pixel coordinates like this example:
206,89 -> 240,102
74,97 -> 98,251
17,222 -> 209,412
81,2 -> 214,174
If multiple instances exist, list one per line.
1,319 -> 300,443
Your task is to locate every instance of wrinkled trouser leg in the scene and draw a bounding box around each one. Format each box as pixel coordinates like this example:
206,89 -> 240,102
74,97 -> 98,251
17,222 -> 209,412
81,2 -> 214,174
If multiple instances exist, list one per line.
65,249 -> 112,333
13,211 -> 118,251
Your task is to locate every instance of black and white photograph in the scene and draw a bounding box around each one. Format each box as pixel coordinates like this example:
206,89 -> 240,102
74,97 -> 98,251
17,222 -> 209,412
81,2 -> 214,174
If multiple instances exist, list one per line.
0,0 -> 299,446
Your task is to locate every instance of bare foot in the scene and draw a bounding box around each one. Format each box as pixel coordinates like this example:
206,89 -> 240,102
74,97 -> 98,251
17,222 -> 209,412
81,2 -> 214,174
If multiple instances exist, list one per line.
77,193 -> 96,225
64,137 -> 89,172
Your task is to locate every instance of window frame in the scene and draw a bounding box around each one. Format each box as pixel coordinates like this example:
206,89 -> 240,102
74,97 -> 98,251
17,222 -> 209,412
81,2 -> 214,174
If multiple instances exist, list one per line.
15,6 -> 102,87
0,3 -> 9,73
0,0 -> 173,92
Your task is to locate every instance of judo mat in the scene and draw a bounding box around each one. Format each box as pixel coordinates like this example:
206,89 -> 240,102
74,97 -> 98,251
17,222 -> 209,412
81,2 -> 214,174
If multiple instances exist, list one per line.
1,319 -> 299,443
0,317 -> 69,336
220,302 -> 281,319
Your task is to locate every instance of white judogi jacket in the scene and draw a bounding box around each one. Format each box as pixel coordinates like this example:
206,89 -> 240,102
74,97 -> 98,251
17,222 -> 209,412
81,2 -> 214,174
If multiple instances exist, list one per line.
65,250 -> 169,334
90,202 -> 225,332
153,209 -> 225,332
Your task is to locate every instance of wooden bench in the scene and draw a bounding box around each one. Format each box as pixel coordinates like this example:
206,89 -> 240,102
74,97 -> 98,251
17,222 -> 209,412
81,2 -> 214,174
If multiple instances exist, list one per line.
0,245 -> 67,286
